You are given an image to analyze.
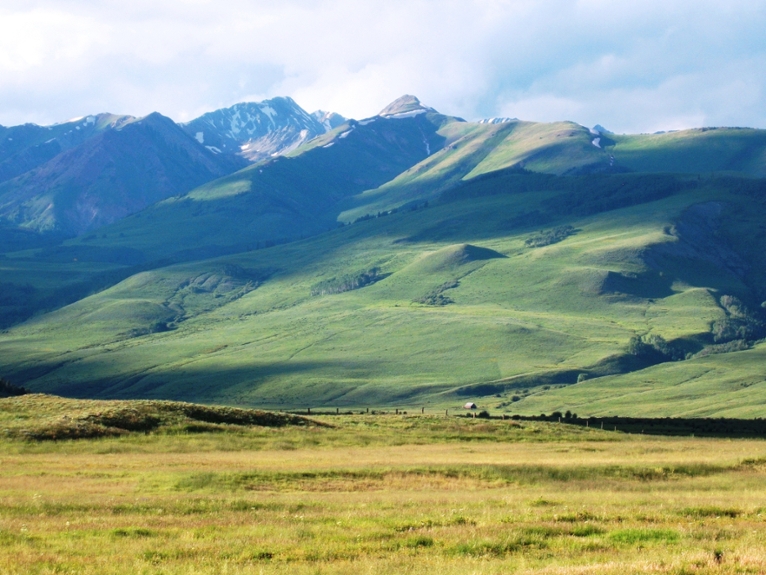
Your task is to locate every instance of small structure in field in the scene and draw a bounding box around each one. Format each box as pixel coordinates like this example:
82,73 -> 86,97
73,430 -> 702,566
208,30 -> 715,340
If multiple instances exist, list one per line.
464,402 -> 477,410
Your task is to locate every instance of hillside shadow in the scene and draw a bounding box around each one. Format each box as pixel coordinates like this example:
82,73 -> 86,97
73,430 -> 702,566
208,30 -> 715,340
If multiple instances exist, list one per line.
599,270 -> 675,300
14,359 -> 385,408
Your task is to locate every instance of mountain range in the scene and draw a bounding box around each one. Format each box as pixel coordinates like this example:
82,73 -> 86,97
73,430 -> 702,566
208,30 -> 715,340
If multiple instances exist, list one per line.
0,97 -> 346,242
1,94 -> 766,417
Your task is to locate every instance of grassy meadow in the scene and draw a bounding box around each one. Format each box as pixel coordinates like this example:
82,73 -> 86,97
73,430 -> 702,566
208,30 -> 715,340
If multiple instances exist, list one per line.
2,395 -> 766,574
4,174 -> 766,415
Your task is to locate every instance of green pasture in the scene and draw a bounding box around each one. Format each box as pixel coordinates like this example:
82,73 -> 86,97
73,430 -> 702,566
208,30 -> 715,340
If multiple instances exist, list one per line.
4,174 -> 764,414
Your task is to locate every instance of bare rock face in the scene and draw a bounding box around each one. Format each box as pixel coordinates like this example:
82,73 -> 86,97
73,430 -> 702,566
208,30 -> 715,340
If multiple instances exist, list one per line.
181,97 -> 346,163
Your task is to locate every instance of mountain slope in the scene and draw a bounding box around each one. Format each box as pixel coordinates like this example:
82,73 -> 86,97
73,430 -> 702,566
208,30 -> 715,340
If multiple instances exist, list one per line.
3,169 -> 765,415
339,122 -> 766,223
0,113 -> 246,236
312,110 -> 346,132
38,98 -> 766,257
181,97 -> 345,162
6,96 -> 766,328
338,119 -> 611,222
3,97 -> 766,416
60,102 -> 455,261
609,128 -> 766,176
0,97 -> 458,328
0,114 -> 134,185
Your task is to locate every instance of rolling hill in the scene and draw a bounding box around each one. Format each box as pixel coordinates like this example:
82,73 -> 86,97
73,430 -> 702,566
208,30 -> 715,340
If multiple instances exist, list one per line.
1,96 -> 766,417
2,168 -> 765,415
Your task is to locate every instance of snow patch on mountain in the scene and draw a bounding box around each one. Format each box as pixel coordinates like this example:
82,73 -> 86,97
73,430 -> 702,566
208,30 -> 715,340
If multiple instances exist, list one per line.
478,117 -> 518,125
386,109 -> 427,120
312,110 -> 347,132
182,98 -> 346,163
260,105 -> 277,122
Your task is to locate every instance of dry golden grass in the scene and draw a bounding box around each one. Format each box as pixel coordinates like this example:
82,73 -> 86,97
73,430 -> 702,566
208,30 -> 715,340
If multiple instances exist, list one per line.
1,403 -> 766,573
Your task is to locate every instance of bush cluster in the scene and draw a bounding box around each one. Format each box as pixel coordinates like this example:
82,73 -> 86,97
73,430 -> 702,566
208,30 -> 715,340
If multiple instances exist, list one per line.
694,339 -> 751,358
525,225 -> 576,248
353,208 -> 400,224
711,295 -> 766,344
0,378 -> 28,398
311,268 -> 384,296
626,334 -> 685,362
414,280 -> 459,306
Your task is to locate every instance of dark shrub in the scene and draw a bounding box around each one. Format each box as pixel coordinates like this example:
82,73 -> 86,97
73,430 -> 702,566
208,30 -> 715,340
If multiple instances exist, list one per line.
0,378 -> 28,398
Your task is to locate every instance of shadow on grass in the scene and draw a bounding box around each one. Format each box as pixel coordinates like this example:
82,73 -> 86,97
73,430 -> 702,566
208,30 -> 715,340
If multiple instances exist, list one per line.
15,359 -> 387,407
173,461 -> 735,492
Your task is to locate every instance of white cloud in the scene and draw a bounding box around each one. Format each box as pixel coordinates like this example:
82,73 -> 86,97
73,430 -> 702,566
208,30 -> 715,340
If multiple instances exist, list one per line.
0,9 -> 104,73
0,0 -> 764,132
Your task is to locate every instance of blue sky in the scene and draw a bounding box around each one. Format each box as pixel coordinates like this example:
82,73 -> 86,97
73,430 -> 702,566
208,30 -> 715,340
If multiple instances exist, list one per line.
1,0 -> 764,133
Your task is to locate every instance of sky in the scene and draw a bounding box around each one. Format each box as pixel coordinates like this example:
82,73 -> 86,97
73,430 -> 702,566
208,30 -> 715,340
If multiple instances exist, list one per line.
1,0 -> 765,133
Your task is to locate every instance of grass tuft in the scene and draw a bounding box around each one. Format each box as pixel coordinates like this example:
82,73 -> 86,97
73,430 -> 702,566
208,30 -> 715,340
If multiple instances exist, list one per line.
609,528 -> 680,544
680,506 -> 742,518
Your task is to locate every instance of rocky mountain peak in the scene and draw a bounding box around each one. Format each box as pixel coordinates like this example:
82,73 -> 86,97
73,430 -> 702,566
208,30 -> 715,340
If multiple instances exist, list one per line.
180,97 -> 344,162
378,95 -> 433,117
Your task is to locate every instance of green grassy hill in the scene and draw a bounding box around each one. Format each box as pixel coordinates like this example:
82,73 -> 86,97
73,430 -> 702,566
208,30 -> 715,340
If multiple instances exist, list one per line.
3,100 -> 766,416
338,123 -> 766,223
2,168 -> 765,415
0,393 -> 316,440
610,128 -> 766,176
511,342 -> 766,418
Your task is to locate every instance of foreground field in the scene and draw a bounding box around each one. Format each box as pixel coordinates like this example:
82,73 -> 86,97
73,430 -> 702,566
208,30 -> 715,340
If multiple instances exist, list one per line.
2,400 -> 766,574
